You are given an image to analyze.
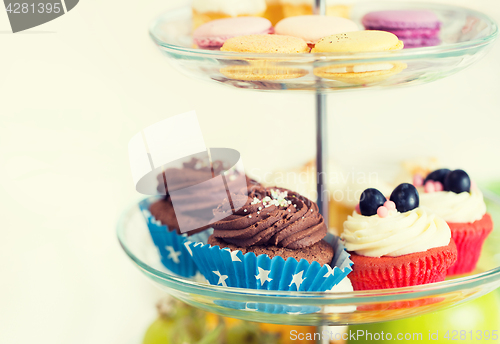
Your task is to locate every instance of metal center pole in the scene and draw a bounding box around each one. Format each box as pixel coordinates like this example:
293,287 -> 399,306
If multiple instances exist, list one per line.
315,93 -> 329,224
313,0 -> 328,224
313,2 -> 331,342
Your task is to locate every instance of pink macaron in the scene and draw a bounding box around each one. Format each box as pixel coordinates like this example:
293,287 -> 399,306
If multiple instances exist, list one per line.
362,10 -> 442,48
193,17 -> 274,49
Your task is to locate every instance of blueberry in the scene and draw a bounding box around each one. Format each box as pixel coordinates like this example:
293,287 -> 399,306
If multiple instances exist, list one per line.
443,169 -> 470,193
390,183 -> 419,213
424,168 -> 451,184
359,188 -> 386,216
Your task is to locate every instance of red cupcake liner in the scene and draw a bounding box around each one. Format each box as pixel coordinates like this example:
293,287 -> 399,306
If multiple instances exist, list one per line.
446,213 -> 493,276
349,240 -> 457,291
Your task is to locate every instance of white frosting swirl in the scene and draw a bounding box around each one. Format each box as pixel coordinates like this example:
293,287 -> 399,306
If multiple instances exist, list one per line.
341,208 -> 451,257
192,0 -> 266,16
419,187 -> 486,223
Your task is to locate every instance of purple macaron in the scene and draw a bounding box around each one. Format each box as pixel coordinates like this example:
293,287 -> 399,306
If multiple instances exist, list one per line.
193,17 -> 274,49
362,10 -> 441,48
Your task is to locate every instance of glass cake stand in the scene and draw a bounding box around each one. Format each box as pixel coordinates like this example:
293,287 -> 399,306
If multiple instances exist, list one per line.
149,0 -> 498,221
117,194 -> 500,326
134,0 -> 500,326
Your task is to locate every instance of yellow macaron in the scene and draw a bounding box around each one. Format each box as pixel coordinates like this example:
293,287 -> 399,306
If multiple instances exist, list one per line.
312,30 -> 405,85
221,34 -> 310,53
220,34 -> 309,81
314,62 -> 407,84
311,30 -> 404,53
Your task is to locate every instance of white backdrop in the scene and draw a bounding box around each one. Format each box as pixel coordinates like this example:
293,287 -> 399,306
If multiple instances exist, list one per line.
1,1 -> 500,343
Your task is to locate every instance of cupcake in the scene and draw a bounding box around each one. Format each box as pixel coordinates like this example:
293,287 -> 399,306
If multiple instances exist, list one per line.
187,185 -> 353,294
141,157 -> 258,277
342,183 -> 457,290
191,0 -> 267,30
415,168 -> 493,275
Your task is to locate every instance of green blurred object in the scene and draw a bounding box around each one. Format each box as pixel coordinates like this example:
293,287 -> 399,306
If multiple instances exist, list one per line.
142,298 -> 280,344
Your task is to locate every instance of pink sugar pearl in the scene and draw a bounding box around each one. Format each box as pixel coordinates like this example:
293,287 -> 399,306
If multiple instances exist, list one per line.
384,200 -> 396,210
413,174 -> 424,187
424,181 -> 435,193
377,206 -> 389,218
355,204 -> 361,214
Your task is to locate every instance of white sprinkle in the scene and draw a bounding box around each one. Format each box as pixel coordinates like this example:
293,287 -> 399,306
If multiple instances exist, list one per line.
311,209 -> 313,212
249,215 -> 252,218
244,209 -> 247,212
288,209 -> 291,212
302,217 -> 304,219
258,207 -> 262,211
257,212 -> 260,214
294,204 -> 297,207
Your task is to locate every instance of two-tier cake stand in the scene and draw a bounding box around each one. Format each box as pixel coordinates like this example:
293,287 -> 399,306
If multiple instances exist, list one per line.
118,0 -> 500,327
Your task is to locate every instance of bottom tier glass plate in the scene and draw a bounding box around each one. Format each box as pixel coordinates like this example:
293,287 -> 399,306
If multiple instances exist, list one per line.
117,194 -> 500,325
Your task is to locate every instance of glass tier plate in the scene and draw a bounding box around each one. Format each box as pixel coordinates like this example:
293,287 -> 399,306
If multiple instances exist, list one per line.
149,1 -> 498,92
117,193 -> 500,326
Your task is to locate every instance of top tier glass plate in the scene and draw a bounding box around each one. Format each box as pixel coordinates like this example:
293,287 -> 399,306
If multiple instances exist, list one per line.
149,1 -> 497,92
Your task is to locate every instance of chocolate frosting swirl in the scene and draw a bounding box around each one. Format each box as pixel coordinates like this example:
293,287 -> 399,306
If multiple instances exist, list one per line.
212,186 -> 327,250
152,157 -> 259,234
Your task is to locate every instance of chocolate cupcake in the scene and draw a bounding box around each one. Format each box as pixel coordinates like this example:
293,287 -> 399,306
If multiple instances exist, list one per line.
186,185 -> 353,296
141,157 -> 258,277
209,185 -> 333,265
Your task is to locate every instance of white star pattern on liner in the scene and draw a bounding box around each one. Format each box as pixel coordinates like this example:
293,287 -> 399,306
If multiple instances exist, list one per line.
166,246 -> 181,264
286,311 -> 305,315
223,248 -> 242,262
141,209 -> 151,218
289,271 -> 306,290
152,219 -> 162,226
184,242 -> 193,257
255,267 -> 273,286
323,264 -> 335,278
213,271 -> 228,287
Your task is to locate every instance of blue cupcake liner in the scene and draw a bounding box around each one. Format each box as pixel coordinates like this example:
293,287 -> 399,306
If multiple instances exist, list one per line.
186,233 -> 352,292
138,197 -> 212,278
185,233 -> 352,313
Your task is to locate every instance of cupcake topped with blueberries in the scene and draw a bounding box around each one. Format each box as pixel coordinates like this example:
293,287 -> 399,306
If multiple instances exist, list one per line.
341,183 -> 457,290
414,168 -> 493,275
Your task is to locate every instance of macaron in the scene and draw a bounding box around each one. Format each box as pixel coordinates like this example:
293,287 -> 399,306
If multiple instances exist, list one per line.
221,34 -> 309,53
362,10 -> 441,48
193,17 -> 273,49
314,62 -> 407,85
311,30 -> 404,53
220,34 -> 309,80
275,15 -> 359,46
311,31 -> 406,84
